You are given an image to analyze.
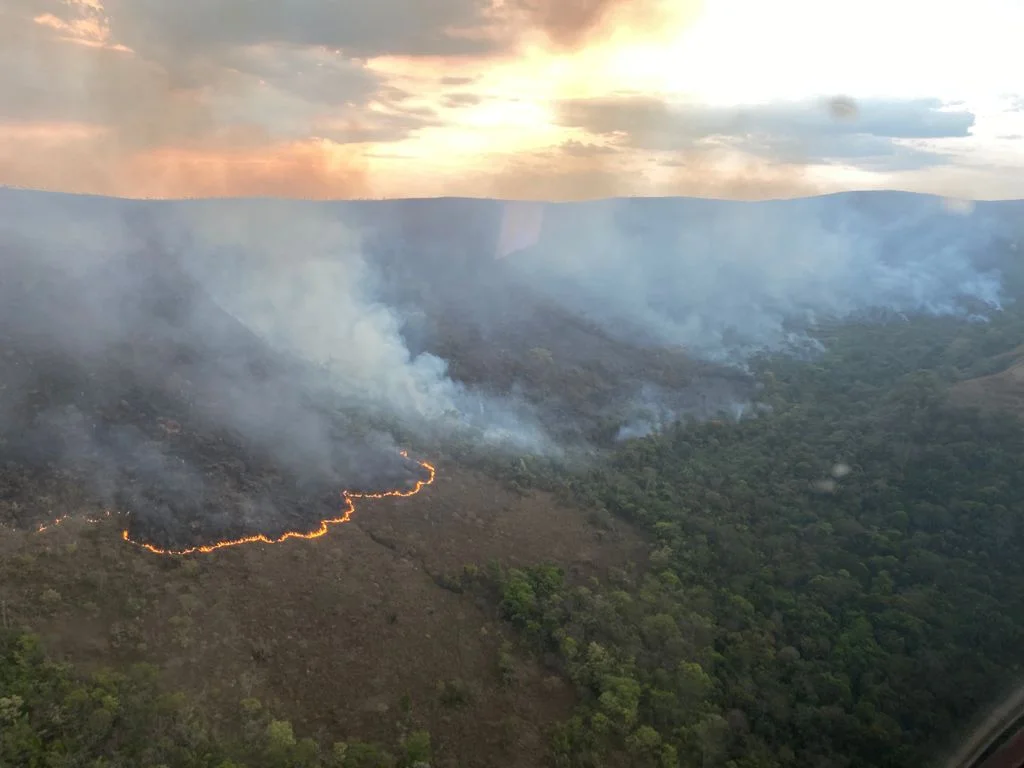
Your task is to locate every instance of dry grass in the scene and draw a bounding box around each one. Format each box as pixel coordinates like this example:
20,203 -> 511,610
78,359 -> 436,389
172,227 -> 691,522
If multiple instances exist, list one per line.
0,461 -> 644,767
950,348 -> 1024,416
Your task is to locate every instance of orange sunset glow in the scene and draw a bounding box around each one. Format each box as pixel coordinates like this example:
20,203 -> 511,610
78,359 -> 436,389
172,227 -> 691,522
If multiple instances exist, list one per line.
1,0 -> 1022,200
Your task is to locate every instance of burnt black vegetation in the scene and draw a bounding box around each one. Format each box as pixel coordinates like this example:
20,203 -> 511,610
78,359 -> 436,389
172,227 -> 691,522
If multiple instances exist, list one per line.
2,189 -> 1024,767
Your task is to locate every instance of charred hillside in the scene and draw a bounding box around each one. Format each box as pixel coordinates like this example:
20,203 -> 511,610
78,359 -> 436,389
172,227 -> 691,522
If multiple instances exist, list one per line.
0,231 -> 428,551
4,188 -> 1024,768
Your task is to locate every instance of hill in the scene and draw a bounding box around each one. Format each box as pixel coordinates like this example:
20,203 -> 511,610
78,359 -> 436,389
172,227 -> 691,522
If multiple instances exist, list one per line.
2,187 -> 1024,767
950,346 -> 1024,416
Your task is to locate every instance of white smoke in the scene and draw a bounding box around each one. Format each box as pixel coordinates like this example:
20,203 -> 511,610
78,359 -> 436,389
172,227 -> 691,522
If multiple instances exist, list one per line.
172,200 -> 459,420
1,187 -> 1015,462
507,193 -> 1007,363
147,198 -> 558,454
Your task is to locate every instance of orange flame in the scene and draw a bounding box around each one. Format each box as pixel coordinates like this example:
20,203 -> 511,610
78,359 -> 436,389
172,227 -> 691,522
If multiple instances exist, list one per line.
120,451 -> 436,556
35,514 -> 71,533
34,508 -> 112,533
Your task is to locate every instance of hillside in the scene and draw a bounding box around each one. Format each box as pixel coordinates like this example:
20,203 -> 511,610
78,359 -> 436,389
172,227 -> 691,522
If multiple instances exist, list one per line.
950,346 -> 1024,416
2,188 -> 1024,767
0,239 -> 649,765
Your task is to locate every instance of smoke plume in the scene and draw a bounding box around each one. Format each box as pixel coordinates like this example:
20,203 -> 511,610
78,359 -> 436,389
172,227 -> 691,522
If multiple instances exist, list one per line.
503,192 -> 1010,362
0,188 -> 544,548
0,186 -> 1018,544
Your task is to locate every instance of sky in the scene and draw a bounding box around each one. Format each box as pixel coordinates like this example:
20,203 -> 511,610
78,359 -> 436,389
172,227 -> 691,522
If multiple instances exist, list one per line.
1,0 -> 1022,200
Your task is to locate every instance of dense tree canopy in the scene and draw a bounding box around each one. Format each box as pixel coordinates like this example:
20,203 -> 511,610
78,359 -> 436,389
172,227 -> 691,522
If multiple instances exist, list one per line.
0,630 -> 430,768
482,303 -> 1024,767
7,251 -> 1024,767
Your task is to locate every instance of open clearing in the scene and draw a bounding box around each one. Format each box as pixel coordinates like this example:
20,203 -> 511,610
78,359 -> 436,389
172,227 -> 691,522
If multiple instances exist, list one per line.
0,462 -> 645,767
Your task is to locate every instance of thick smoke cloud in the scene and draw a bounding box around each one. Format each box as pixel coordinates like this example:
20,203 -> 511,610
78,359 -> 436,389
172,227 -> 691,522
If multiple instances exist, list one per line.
0,189 -> 547,545
156,199 -> 553,451
0,189 -> 551,453
0,187 -> 1018,543
504,193 -> 1010,362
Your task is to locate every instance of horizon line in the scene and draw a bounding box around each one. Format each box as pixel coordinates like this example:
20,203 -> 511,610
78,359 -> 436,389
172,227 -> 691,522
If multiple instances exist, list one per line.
2,184 -> 1021,206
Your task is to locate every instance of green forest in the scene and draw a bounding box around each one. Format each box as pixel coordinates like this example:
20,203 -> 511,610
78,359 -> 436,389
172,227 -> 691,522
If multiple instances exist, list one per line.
478,304 -> 1024,767
1,628 -> 433,767
6,289 -> 1024,767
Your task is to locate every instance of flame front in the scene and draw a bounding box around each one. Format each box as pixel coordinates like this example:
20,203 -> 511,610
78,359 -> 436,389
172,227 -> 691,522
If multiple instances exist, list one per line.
120,451 -> 436,556
34,508 -> 112,533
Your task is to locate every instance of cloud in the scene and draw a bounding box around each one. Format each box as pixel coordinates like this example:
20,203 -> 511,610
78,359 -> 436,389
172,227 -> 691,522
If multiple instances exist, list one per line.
505,0 -> 631,48
440,75 -> 477,86
558,139 -> 619,157
0,0 -> 442,196
100,0 -> 503,61
96,0 -> 694,63
441,92 -> 484,109
556,96 -> 976,171
9,0 -> 677,68
0,120 -> 371,199
313,105 -> 442,144
218,45 -> 381,108
0,1 -> 1012,200
0,7 -> 389,142
504,0 -> 699,50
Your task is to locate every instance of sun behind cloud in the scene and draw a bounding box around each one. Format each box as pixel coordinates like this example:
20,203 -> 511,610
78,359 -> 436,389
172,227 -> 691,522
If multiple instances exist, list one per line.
0,0 -> 1021,199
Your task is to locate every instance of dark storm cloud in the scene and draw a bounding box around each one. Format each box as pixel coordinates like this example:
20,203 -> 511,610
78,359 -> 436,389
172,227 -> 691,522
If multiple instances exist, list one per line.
556,96 -> 976,170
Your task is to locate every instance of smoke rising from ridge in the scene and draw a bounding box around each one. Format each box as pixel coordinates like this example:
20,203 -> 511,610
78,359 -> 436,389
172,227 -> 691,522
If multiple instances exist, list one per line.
0,189 -> 554,462
161,199 -> 555,452
504,194 -> 1009,363
0,190 -> 546,547
0,187 -> 1019,544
